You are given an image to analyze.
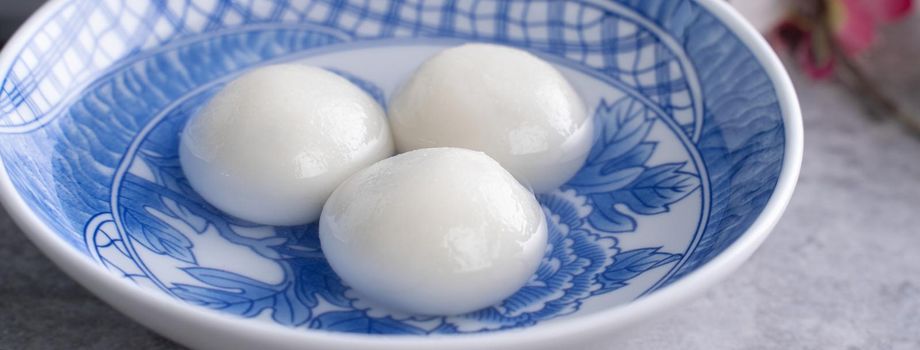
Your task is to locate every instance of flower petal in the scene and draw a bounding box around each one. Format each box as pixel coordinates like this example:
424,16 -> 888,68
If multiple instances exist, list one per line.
867,0 -> 914,21
799,46 -> 836,79
833,0 -> 878,54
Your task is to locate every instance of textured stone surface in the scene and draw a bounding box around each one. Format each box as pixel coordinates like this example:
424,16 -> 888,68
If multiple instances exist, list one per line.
620,78 -> 920,350
2,11 -> 920,350
620,17 -> 920,350
0,209 -> 178,349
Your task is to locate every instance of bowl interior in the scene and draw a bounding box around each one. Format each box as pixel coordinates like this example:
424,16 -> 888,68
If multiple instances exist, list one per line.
0,0 -> 786,336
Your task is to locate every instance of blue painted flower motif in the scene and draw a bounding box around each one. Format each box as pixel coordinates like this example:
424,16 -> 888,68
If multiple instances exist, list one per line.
0,0 -> 787,337
98,93 -> 689,334
567,98 -> 701,233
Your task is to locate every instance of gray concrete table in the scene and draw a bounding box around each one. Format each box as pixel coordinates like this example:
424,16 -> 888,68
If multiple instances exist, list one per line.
2,15 -> 920,350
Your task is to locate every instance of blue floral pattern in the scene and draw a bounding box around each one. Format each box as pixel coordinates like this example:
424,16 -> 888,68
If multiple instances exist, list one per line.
0,0 -> 785,335
568,99 -> 700,233
103,88 -> 693,333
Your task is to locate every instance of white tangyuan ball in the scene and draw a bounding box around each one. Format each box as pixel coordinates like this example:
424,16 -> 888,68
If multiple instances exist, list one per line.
180,64 -> 393,226
389,43 -> 593,193
319,148 -> 548,315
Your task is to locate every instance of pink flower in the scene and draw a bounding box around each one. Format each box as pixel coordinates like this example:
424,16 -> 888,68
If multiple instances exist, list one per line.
773,0 -> 913,78
833,0 -> 913,53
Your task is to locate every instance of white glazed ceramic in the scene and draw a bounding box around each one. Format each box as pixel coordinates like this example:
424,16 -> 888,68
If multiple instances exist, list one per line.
0,0 -> 802,349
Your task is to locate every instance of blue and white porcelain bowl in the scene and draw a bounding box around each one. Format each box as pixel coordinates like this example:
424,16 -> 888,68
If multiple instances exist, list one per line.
0,1 -> 802,349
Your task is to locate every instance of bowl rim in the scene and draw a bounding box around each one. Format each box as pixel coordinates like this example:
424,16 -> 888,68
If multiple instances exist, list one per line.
0,0 -> 803,349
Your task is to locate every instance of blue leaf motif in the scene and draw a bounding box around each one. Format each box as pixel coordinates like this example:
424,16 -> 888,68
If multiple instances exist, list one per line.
272,286 -> 313,326
171,284 -> 263,314
275,225 -> 353,309
139,152 -> 202,200
589,98 -> 655,165
172,267 -> 312,326
161,196 -> 208,233
568,98 -> 700,233
585,195 -> 637,233
183,267 -> 276,291
171,268 -> 278,318
310,311 -> 427,334
123,153 -> 354,322
568,99 -> 654,190
595,248 -> 682,295
294,261 -> 351,309
122,208 -> 195,264
601,143 -> 655,175
617,163 -> 700,215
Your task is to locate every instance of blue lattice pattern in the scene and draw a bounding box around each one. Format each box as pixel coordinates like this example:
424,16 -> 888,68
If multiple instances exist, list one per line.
86,213 -> 160,291
0,0 -> 699,137
596,19 -> 696,132
0,0 -> 158,130
0,0 -> 789,336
